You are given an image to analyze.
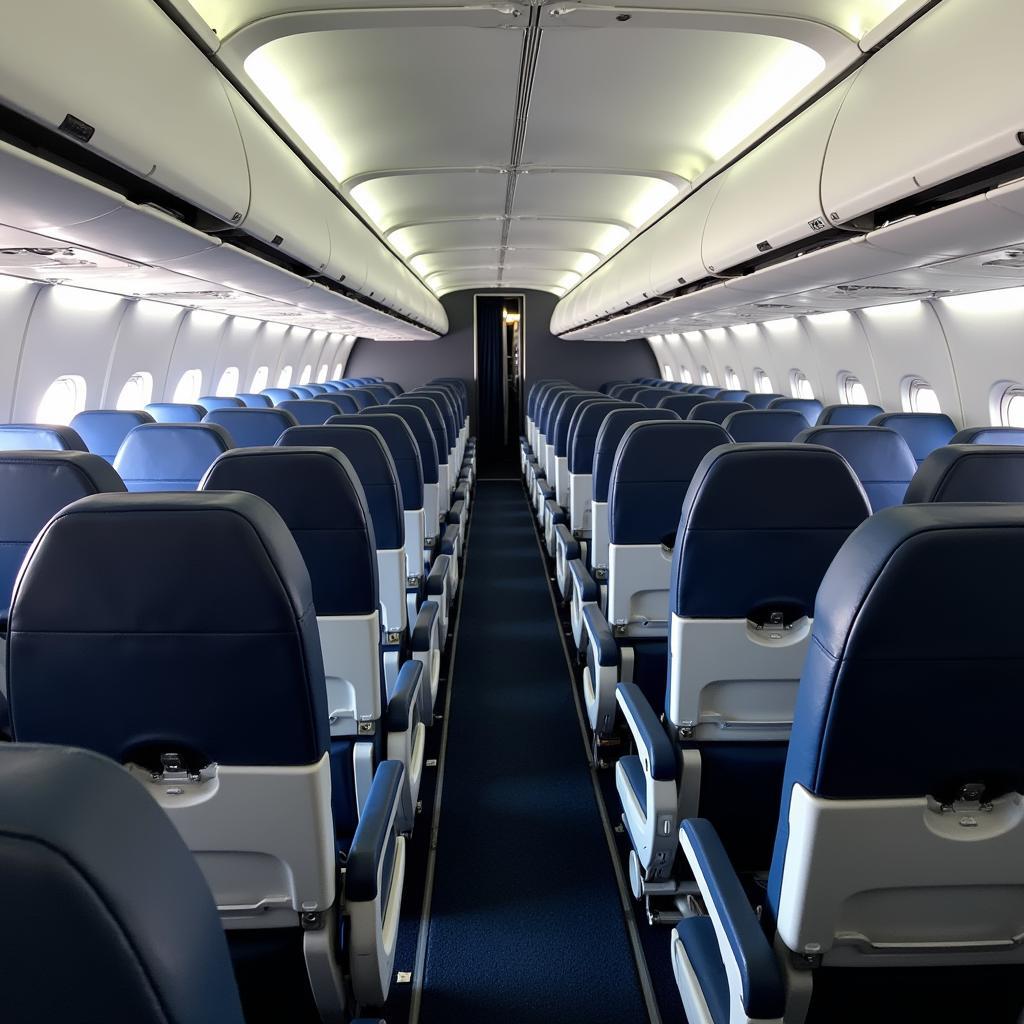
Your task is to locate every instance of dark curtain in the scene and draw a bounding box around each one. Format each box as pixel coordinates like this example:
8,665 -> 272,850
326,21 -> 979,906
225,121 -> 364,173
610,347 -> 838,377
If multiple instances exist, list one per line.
476,297 -> 507,450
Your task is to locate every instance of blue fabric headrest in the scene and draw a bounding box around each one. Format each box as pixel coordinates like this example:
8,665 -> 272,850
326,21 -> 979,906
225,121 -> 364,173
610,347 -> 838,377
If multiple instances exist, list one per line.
71,411 -> 154,461
8,491 -> 328,768
416,390 -> 460,444
567,400 -> 626,474
344,388 -> 379,409
289,386 -> 316,399
144,403 -> 206,424
796,425 -> 918,511
202,408 -> 297,448
689,400 -> 752,425
397,397 -> 448,457
673,444 -> 870,618
377,404 -> 439,485
198,396 -> 244,412
235,393 -> 273,408
260,388 -> 298,405
609,421 -> 730,545
277,425 -> 404,550
553,394 -> 603,456
614,385 -> 648,402
870,411 -> 957,464
325,393 -> 361,414
656,395 -> 708,418
715,390 -> 749,403
0,745 -> 245,1024
0,451 -> 125,603
201,447 -> 378,617
633,388 -> 669,408
905,445 -> 1024,503
114,423 -> 232,491
537,387 -> 576,433
338,413 -> 423,511
362,386 -> 396,405
743,393 -> 785,410
950,426 -> 1024,446
817,403 -> 884,426
0,424 -> 87,452
767,398 -> 823,426
721,410 -> 807,443
593,409 -> 681,502
276,400 -> 338,425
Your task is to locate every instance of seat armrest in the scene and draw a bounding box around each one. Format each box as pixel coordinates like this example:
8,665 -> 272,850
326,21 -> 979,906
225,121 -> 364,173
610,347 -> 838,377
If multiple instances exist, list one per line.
538,482 -> 555,501
679,819 -> 786,1022
583,604 -> 618,667
545,498 -> 567,526
616,683 -> 676,781
568,559 -> 599,603
346,760 -> 405,901
426,555 -> 449,596
447,499 -> 465,525
440,523 -> 460,557
385,661 -> 424,733
411,601 -> 439,653
555,523 -> 580,563
0,608 -> 7,639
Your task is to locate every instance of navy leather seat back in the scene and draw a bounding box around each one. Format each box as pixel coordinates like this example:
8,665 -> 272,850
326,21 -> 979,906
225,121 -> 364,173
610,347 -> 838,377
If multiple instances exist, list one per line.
657,394 -> 708,418
871,411 -> 957,465
768,504 -> 1024,919
202,447 -> 378,617
950,426 -> 1024,446
0,424 -> 87,452
345,388 -> 379,409
540,388 -> 579,440
0,744 -> 245,1024
304,384 -> 329,396
721,409 -> 807,443
236,393 -> 273,408
202,408 -> 297,448
553,393 -> 603,456
379,381 -> 405,397
198,396 -> 244,412
379,404 -> 440,486
528,381 -> 561,419
415,389 -> 459,447
633,388 -> 668,408
744,392 -> 785,410
260,388 -> 298,405
768,397 -> 823,426
599,381 -> 628,395
567,400 -> 626,474
145,403 -> 206,424
673,444 -> 871,619
693,386 -> 723,398
290,386 -> 316,399
326,393 -> 361,414
817,403 -> 884,426
363,386 -> 396,405
689,400 -> 752,425
70,410 -> 153,461
430,382 -> 466,421
114,423 -> 232,492
278,425 -> 404,551
0,451 -> 125,604
396,397 -> 448,471
797,425 -> 918,511
593,409 -> 681,503
336,413 -> 424,512
609,421 -> 731,545
8,491 -> 328,769
715,390 -> 749,403
276,400 -> 338,425
614,385 -> 647,402
905,445 -> 1024,503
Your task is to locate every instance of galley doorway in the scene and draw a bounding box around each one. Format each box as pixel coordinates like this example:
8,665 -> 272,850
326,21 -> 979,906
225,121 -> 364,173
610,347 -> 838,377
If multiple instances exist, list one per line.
474,294 -> 523,478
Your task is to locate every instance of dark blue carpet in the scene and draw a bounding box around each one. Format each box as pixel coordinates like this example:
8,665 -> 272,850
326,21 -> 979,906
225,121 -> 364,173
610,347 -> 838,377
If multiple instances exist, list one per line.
419,481 -> 648,1024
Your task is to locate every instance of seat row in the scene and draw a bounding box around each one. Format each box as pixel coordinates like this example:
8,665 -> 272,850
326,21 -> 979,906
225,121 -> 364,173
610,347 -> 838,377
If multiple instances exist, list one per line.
0,376 -> 474,1020
521,378 -> 1024,1023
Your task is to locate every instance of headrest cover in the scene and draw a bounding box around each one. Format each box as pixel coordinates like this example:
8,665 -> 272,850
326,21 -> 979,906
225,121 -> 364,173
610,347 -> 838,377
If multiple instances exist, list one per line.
950,426 -> 1024,446
398,396 -> 447,454
144,403 -> 206,424
871,411 -> 957,464
276,400 -> 338,426
344,389 -> 378,409
416,390 -> 458,443
277,425 -> 404,550
327,393 -> 361,415
260,388 -> 298,405
593,408 -> 681,501
340,413 -> 424,510
198,396 -> 244,412
633,388 -> 669,408
203,408 -> 297,448
71,410 -> 154,461
767,398 -> 823,425
114,423 -> 232,491
378,404 -> 439,484
743,393 -> 785,410
553,394 -> 603,455
8,491 -> 328,767
656,395 -> 709,418
817,403 -> 884,426
567,400 -> 624,474
609,421 -> 730,545
796,425 -> 917,511
202,447 -> 378,616
673,444 -> 870,618
689,400 -> 752,425
235,393 -> 273,408
0,745 -> 244,1024
0,424 -> 87,452
721,410 -> 807,443
715,390 -> 749,403
905,445 -> 1024,503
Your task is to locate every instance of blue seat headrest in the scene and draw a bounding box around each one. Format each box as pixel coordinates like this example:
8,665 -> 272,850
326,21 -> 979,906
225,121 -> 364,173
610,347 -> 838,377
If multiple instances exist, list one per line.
614,385 -> 649,402
796,425 -> 918,511
337,413 -> 424,511
0,451 -> 126,603
8,491 -> 328,768
817,403 -> 884,426
593,408 -> 682,502
202,408 -> 298,448
260,388 -> 298,405
304,384 -> 329,395
609,421 -> 730,545
689,400 -> 752,425
201,447 -> 378,617
70,410 -> 153,461
396,397 -> 448,458
656,394 -> 709,418
380,381 -> 405,397
235,393 -> 273,408
144,403 -> 206,424
276,400 -> 339,425
721,410 -> 807,443
553,394 -> 603,456
950,426 -> 1024,446
715,390 -> 748,402
633,388 -> 670,408
905,445 -> 1024,503
767,397 -> 823,425
290,386 -> 316,399
870,411 -> 957,464
567,400 -> 626,474
599,381 -> 628,395
343,388 -> 378,409
0,744 -> 244,1024
362,385 -> 397,405
415,390 -> 459,444
113,423 -> 232,491
198,396 -> 244,412
0,424 -> 87,452
673,444 -> 870,619
325,393 -> 361,414
743,393 -> 785,410
539,388 -> 579,435
277,425 -> 404,550
376,404 -> 439,485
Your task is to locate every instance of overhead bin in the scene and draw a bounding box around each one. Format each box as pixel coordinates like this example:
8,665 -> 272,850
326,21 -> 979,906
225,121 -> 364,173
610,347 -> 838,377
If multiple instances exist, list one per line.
821,0 -> 1024,225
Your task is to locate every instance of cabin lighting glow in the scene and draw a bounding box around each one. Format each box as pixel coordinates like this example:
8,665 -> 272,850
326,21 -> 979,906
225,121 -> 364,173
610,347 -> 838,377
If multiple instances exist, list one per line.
624,180 -> 681,227
502,309 -> 521,325
941,287 -> 1024,315
50,284 -> 123,312
861,299 -> 922,319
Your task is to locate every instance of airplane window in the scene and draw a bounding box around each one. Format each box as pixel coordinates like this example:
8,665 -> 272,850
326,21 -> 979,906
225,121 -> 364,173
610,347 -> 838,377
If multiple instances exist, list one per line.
790,370 -> 814,400
115,371 -> 153,411
317,364 -> 328,383
251,365 -> 269,392
277,365 -> 293,388
725,367 -> 741,390
172,369 -> 203,404
754,368 -> 774,394
662,364 -> 674,381
679,367 -> 693,384
903,377 -> 940,413
839,372 -> 868,405
700,366 -> 714,386
997,385 -> 1024,427
215,366 -> 239,397
333,362 -> 345,379
299,364 -> 312,385
36,374 -> 87,425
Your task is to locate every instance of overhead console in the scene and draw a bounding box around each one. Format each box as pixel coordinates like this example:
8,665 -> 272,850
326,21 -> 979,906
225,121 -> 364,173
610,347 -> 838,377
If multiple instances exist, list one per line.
0,0 -> 447,339
553,0 -> 1024,340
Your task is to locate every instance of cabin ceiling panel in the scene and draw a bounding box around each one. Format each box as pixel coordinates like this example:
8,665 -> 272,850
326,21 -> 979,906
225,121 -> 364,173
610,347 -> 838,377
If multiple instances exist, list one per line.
505,218 -> 627,255
389,220 -> 504,259
411,248 -> 505,276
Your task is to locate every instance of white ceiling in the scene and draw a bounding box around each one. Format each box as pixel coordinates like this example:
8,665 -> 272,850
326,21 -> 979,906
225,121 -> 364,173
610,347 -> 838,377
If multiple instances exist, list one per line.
184,0 -> 913,298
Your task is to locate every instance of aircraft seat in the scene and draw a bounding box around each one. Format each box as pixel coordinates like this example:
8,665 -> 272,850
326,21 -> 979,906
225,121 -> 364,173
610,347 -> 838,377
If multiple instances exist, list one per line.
950,425 -> 1024,445
721,409 -> 807,442
656,394 -> 710,418
113,423 -> 231,491
0,423 -> 87,451
689,400 -> 752,425
743,392 -> 785,410
870,411 -> 957,465
198,396 -> 244,412
144,402 -> 206,424
817,403 -> 884,425
276,399 -> 341,425
260,388 -> 299,405
767,397 -> 823,426
905,444 -> 1024,502
70,409 -> 153,461
202,407 -> 298,448
235,392 -> 274,408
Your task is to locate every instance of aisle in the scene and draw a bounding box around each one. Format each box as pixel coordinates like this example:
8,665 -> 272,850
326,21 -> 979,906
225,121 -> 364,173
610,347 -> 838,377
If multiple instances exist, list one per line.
417,480 -> 648,1024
